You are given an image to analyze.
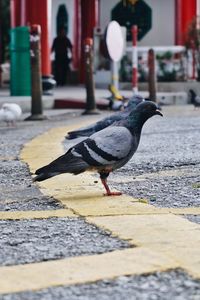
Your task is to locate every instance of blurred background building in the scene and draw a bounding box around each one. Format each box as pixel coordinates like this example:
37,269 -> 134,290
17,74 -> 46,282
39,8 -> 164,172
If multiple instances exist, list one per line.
0,0 -> 199,88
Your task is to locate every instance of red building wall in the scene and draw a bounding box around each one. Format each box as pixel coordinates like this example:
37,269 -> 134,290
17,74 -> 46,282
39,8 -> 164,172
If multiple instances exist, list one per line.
175,0 -> 197,45
10,0 -> 51,77
10,0 -> 198,82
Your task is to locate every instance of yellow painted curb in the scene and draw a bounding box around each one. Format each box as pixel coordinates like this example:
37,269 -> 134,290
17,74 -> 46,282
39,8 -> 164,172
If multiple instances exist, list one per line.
0,248 -> 178,295
21,126 -> 200,218
87,214 -> 200,279
21,126 -> 168,216
0,209 -> 76,220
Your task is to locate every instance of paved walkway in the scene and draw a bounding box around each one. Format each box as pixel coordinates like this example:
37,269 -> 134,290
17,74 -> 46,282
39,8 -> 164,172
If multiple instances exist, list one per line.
0,110 -> 200,295
0,82 -> 199,298
0,85 -> 133,112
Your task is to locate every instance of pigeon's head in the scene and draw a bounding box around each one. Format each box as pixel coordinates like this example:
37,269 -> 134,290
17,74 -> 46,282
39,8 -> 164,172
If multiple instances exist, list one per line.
126,95 -> 145,110
136,101 -> 162,117
128,101 -> 163,129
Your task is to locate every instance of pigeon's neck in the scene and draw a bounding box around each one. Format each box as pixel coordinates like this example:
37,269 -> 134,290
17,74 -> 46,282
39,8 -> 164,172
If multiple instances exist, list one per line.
127,114 -> 147,136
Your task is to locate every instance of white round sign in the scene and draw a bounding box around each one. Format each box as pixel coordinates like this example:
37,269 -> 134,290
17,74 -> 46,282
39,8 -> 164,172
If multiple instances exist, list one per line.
105,21 -> 124,62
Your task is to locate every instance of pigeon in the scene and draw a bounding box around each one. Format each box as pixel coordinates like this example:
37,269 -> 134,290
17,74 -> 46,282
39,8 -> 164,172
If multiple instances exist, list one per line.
0,103 -> 22,126
34,101 -> 163,196
188,89 -> 200,108
66,95 -> 145,139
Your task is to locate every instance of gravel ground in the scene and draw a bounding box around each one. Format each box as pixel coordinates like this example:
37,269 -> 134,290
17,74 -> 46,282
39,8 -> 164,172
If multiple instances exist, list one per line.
108,112 -> 200,208
2,269 -> 200,300
184,214 -> 200,224
0,111 -> 84,211
0,217 -> 129,266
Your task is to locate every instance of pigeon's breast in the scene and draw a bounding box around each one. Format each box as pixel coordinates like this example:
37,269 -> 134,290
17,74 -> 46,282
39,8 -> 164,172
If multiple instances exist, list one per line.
92,126 -> 133,160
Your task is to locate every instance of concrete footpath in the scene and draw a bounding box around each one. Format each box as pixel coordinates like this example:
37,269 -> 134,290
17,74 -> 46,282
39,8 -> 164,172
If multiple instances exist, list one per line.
0,87 -> 200,299
0,85 -> 130,111
0,85 -> 188,112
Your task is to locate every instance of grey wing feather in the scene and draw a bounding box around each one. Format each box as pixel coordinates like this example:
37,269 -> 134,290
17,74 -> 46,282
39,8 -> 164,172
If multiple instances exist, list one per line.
35,125 -> 136,182
92,126 -> 133,158
66,111 -> 128,139
34,150 -> 90,181
71,126 -> 135,168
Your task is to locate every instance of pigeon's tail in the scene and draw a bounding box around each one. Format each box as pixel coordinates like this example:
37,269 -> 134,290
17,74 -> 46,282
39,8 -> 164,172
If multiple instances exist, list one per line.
33,172 -> 59,182
66,128 -> 95,140
66,119 -> 115,140
33,152 -> 89,182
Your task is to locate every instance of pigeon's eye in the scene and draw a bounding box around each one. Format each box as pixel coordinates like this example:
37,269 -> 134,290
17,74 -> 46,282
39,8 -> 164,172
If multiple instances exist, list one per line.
147,104 -> 154,111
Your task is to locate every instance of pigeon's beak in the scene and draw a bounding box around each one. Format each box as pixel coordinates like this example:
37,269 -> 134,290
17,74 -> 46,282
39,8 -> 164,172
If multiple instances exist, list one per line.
155,109 -> 163,117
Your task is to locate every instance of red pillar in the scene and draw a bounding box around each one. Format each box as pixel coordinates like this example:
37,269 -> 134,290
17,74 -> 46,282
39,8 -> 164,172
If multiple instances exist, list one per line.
175,0 -> 182,45
80,0 -> 98,82
10,0 -> 51,76
131,25 -> 138,94
25,0 -> 51,76
10,0 -> 22,28
73,0 -> 81,70
10,0 -> 27,27
175,0 -> 197,45
20,0 -> 26,26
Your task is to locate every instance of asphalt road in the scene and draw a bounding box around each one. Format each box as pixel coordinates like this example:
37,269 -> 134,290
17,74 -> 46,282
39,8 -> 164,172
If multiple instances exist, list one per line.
0,105 -> 200,299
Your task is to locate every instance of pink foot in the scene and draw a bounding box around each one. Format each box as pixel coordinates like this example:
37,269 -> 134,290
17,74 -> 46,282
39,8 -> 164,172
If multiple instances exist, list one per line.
104,191 -> 122,196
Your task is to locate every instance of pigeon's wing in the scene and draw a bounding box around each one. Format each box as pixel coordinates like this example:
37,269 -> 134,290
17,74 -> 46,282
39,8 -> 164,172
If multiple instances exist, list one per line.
71,125 -> 135,167
34,125 -> 134,181
66,123 -> 97,139
66,96 -> 146,139
66,111 -> 126,139
34,149 -> 90,181
35,125 -> 136,182
125,95 -> 144,110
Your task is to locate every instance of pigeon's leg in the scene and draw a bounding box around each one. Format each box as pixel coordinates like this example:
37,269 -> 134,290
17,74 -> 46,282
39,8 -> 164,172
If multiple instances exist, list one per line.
100,172 -> 122,196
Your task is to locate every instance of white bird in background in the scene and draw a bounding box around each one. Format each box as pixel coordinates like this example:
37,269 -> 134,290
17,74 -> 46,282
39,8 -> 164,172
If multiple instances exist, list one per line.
0,103 -> 22,126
